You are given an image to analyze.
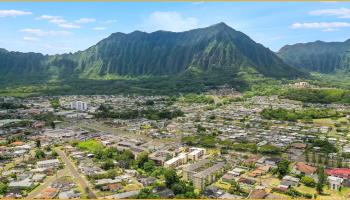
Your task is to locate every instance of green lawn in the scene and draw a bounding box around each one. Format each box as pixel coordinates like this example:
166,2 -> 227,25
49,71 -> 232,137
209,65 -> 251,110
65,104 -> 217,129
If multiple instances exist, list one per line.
77,139 -> 104,153
213,179 -> 231,190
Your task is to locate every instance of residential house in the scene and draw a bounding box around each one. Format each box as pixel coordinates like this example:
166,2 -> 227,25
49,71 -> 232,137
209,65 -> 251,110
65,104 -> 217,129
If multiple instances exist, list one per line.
328,176 -> 343,190
37,159 -> 60,169
292,162 -> 316,176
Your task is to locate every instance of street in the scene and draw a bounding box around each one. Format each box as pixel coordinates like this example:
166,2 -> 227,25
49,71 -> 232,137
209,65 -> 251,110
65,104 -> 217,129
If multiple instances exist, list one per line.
55,148 -> 97,199
27,168 -> 68,198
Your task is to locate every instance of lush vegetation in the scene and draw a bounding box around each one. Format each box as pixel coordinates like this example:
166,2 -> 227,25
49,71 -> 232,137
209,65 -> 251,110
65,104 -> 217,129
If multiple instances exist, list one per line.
261,107 -> 343,121
311,139 -> 338,153
284,188 -> 312,199
0,102 -> 26,109
258,144 -> 281,155
77,139 -> 104,153
275,159 -> 290,178
0,183 -> 8,195
0,23 -> 307,97
74,139 -> 198,198
182,134 -> 217,148
301,176 -> 316,188
228,180 -> 248,196
49,98 -> 60,109
281,88 -> 350,104
278,40 -> 350,73
95,106 -> 184,120
181,94 -> 215,104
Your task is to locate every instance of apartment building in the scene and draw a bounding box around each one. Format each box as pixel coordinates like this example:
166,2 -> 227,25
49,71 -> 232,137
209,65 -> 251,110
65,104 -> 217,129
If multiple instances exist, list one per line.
193,162 -> 225,190
164,152 -> 188,168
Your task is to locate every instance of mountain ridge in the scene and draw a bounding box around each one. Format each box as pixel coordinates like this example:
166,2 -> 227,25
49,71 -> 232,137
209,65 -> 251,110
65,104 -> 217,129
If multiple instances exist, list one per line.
278,39 -> 350,73
0,22 -> 306,93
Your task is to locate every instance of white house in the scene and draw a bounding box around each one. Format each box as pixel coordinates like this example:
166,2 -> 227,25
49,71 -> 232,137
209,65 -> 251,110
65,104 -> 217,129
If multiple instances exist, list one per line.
328,176 -> 343,191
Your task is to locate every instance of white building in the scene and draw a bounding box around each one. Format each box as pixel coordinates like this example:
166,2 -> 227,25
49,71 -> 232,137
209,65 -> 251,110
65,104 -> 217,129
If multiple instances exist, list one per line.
164,152 -> 188,168
328,176 -> 343,190
70,101 -> 88,111
188,147 -> 206,161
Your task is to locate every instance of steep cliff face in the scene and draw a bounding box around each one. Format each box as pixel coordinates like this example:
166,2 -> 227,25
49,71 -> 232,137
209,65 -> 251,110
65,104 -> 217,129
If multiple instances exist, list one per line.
278,40 -> 350,73
0,22 -> 305,86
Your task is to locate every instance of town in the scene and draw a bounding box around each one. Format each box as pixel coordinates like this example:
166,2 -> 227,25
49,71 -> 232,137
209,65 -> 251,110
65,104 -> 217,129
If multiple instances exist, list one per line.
1,87 -> 350,199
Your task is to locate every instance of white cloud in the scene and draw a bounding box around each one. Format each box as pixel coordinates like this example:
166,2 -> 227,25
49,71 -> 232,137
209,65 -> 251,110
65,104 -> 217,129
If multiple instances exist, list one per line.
93,27 -> 107,31
291,22 -> 350,29
322,28 -> 339,32
143,11 -> 199,32
310,8 -> 350,18
0,10 -> 32,17
20,28 -> 72,37
23,36 -> 39,41
75,18 -> 96,24
36,14 -> 61,21
36,14 -> 80,29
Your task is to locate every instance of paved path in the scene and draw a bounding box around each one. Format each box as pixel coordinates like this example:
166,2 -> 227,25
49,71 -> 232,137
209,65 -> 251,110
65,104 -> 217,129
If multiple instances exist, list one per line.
56,148 -> 97,199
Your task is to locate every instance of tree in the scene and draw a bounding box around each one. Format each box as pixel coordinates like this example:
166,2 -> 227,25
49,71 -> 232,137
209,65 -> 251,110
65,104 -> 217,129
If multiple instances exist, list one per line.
101,160 -> 114,170
337,156 -> 343,168
51,150 -> 58,158
136,152 -> 149,169
229,180 -> 247,196
259,145 -> 281,155
51,121 -> 55,129
36,139 -> 41,148
35,149 -> 45,159
317,155 -> 323,165
145,100 -> 155,106
164,169 -> 179,188
276,159 -> 290,178
136,187 -> 159,199
49,98 -> 60,109
0,183 -> 8,195
305,150 -> 309,163
312,152 -> 316,164
143,160 -> 155,172
316,166 -> 326,194
316,183 -> 323,194
324,153 -> 329,166
301,176 -> 316,187
171,183 -> 185,195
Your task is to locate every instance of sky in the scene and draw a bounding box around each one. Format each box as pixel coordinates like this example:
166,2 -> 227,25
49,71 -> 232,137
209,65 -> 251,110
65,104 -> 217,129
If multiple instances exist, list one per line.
1,2 -> 350,55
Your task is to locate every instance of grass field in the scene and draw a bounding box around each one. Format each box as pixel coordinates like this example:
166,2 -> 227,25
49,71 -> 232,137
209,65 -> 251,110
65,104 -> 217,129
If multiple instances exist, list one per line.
213,179 -> 231,190
77,139 -> 104,153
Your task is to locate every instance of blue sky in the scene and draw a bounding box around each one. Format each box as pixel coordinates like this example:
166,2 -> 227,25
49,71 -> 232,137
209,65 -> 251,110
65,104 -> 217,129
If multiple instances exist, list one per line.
1,2 -> 350,54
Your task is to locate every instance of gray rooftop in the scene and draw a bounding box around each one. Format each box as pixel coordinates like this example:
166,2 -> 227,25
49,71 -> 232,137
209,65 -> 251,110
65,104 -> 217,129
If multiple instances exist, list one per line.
183,159 -> 210,172
194,162 -> 225,178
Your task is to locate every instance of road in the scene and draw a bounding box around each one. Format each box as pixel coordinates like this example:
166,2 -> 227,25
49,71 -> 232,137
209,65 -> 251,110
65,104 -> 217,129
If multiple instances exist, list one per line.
27,168 -> 68,198
56,148 -> 97,199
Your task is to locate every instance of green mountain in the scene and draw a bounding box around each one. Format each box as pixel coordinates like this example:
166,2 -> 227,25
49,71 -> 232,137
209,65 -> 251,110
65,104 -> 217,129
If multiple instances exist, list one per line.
278,40 -> 350,73
0,23 -> 306,95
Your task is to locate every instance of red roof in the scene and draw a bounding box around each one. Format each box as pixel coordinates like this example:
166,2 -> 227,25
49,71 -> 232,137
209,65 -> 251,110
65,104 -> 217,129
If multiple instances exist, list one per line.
295,162 -> 316,174
326,168 -> 350,179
